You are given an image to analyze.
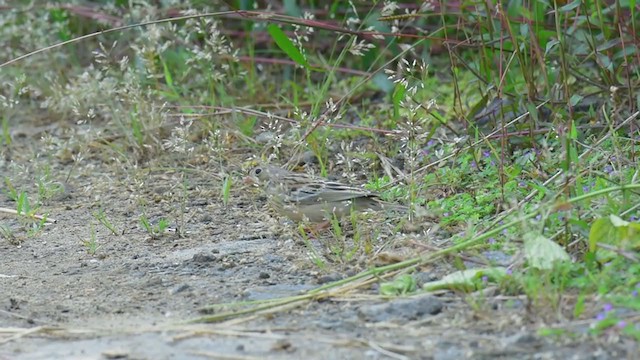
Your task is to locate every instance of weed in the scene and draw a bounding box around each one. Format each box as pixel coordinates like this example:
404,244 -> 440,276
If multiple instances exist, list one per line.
298,224 -> 326,269
25,217 -> 47,238
379,275 -> 416,296
16,191 -> 35,217
0,225 -> 19,245
3,178 -> 18,202
140,215 -> 169,240
221,173 -> 231,206
35,166 -> 66,203
92,208 -> 119,236
81,224 -> 102,255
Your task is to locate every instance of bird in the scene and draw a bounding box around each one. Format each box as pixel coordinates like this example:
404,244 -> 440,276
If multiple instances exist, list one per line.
244,165 -> 401,223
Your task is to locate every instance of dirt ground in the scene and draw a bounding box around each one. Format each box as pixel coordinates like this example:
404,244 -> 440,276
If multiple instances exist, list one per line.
1,123 -> 637,359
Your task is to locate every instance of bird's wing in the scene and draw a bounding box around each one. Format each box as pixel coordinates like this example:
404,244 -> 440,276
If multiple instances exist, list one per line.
290,180 -> 377,204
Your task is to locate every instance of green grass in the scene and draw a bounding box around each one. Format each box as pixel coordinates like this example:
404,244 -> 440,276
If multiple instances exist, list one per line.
92,208 -> 119,236
139,215 -> 170,240
81,223 -> 102,255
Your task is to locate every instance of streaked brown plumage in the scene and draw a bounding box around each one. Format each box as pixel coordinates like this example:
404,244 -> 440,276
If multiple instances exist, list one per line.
245,165 -> 399,222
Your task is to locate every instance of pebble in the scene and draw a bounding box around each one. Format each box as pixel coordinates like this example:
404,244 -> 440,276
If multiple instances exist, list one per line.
357,294 -> 443,322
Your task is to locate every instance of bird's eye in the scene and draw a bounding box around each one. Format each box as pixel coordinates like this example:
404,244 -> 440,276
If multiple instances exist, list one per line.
254,168 -> 262,175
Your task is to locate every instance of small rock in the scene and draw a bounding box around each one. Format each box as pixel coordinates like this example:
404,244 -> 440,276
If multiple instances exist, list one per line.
102,349 -> 129,359
271,339 -> 295,352
357,294 -> 443,322
413,272 -> 436,288
243,284 -> 314,301
433,341 -> 468,360
317,273 -> 343,284
191,253 -> 217,263
503,332 -> 542,347
293,151 -> 318,166
199,214 -> 213,223
170,284 -> 190,295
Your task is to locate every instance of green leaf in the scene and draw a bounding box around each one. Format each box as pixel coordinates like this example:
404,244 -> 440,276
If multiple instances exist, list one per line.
569,120 -> 578,139
588,217 -> 615,252
570,94 -> 584,107
467,94 -> 489,121
372,72 -> 394,93
161,58 -> 174,88
609,214 -> 629,227
526,102 -> 539,123
283,0 -> 302,17
609,215 -> 640,250
596,39 -> 622,52
596,53 -> 613,72
392,84 -> 406,119
221,175 -> 232,206
589,215 -> 640,254
574,293 -> 585,318
17,191 -> 29,215
558,0 -> 582,12
267,24 -> 310,69
380,274 -> 416,295
544,39 -> 559,57
523,233 -> 570,270
238,116 -> 257,136
422,267 -> 507,292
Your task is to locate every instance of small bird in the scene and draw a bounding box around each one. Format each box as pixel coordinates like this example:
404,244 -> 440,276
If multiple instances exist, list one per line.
244,165 -> 400,223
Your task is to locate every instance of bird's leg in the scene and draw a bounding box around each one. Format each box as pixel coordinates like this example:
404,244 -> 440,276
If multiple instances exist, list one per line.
312,220 -> 331,232
299,220 -> 331,238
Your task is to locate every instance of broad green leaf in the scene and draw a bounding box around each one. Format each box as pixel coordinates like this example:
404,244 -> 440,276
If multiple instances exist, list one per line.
507,1 -> 522,19
544,39 -> 560,56
467,94 -> 489,122
559,0 -> 582,12
283,0 -> 302,17
588,217 -> 616,251
609,214 -> 629,227
589,215 -> 640,253
526,102 -> 539,123
596,39 -> 622,52
596,53 -> 613,72
570,94 -> 584,107
524,233 -> 570,270
267,24 -> 310,69
17,191 -> 29,214
373,72 -> 394,93
392,84 -> 406,119
422,267 -> 507,292
380,274 -> 416,295
569,120 -> 578,139
614,44 -> 639,60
